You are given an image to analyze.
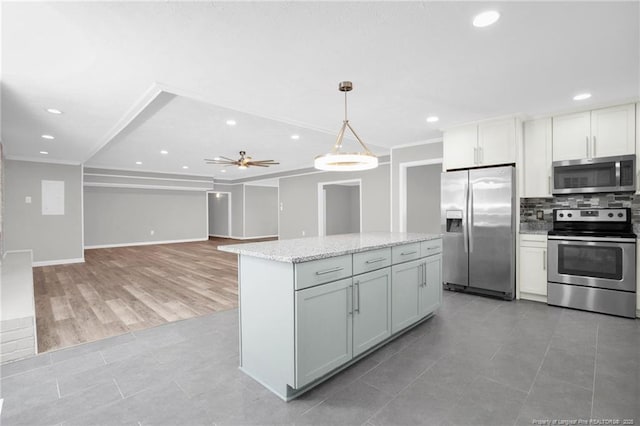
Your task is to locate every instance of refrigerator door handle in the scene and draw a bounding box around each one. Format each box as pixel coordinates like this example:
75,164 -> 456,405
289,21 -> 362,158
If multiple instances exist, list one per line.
463,183 -> 469,253
468,182 -> 474,253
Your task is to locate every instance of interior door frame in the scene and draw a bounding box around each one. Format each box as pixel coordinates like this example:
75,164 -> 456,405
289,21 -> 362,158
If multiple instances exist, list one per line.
206,191 -> 232,238
399,158 -> 443,233
317,179 -> 363,237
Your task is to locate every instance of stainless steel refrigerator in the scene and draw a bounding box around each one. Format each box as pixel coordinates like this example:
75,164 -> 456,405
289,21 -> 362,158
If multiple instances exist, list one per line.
441,165 -> 516,299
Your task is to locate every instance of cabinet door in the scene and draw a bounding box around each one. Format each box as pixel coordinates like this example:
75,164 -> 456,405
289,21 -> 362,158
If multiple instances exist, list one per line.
420,254 -> 442,317
636,103 -> 640,195
353,268 -> 391,357
523,118 -> 553,197
591,104 -> 636,158
519,246 -> 547,296
295,277 -> 352,388
552,111 -> 591,161
391,259 -> 422,333
443,124 -> 477,170
478,118 -> 516,166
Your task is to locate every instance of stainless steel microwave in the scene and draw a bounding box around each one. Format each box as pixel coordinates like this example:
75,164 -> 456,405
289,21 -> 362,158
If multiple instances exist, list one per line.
552,155 -> 636,195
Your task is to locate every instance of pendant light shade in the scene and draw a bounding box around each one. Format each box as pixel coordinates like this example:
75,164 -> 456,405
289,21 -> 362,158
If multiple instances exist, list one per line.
314,81 -> 378,171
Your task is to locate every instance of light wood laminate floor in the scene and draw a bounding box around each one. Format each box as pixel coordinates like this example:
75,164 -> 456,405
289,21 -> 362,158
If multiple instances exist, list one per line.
33,237 -> 270,353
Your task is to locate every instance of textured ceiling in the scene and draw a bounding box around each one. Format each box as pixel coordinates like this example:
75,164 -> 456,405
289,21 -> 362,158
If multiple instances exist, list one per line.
1,1 -> 638,178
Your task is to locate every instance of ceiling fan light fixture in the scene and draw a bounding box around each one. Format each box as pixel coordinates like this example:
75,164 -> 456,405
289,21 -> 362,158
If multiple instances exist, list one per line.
315,81 -> 378,172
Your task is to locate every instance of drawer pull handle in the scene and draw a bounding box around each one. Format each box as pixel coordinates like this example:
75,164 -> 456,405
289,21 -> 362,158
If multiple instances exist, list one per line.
315,266 -> 344,276
425,246 -> 439,251
365,257 -> 386,264
400,250 -> 418,256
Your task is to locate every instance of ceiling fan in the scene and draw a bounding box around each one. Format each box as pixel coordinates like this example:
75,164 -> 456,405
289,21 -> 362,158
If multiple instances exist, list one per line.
204,151 -> 280,169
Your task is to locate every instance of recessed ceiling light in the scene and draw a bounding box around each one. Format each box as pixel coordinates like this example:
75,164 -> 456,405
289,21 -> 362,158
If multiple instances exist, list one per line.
46,108 -> 63,115
40,151 -> 49,155
135,161 -> 142,165
160,150 -> 168,155
220,169 -> 227,173
291,134 -> 300,140
182,166 -> 189,169
473,10 -> 500,28
426,116 -> 439,123
573,93 -> 592,101
41,134 -> 55,140
226,119 -> 236,126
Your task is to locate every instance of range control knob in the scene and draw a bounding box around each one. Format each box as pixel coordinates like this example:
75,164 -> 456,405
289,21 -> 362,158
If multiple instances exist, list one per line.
567,213 -> 573,218
559,213 -> 564,218
618,213 -> 624,218
608,213 -> 614,218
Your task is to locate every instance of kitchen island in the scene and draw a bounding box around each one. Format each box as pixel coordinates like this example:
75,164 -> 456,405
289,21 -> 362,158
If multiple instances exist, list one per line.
219,232 -> 443,401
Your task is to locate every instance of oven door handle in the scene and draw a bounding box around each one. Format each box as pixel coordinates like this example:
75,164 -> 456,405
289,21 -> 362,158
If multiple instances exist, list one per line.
548,235 -> 637,243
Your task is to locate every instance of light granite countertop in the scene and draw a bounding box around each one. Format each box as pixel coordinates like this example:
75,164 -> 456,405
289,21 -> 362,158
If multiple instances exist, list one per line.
518,229 -> 549,235
218,232 -> 442,263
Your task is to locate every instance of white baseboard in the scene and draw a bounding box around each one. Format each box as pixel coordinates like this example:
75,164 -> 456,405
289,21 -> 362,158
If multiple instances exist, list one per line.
32,257 -> 85,267
84,237 -> 208,250
209,234 -> 232,238
228,235 -> 279,240
519,292 -> 547,303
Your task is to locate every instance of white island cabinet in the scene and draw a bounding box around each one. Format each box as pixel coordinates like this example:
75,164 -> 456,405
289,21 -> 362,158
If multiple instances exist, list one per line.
219,232 -> 442,401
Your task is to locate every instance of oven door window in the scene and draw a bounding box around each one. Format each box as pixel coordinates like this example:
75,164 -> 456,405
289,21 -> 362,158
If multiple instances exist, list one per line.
558,244 -> 623,280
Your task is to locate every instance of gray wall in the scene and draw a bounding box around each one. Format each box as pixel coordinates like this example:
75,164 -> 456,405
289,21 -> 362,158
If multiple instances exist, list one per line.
279,164 -> 390,239
244,185 -> 278,237
4,160 -> 83,262
214,183 -> 244,238
208,193 -> 230,236
406,164 -> 441,234
391,142 -> 443,231
325,185 -> 360,235
84,187 -> 207,247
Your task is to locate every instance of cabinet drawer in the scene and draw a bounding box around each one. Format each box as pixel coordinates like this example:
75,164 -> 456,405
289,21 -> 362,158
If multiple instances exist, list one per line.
295,255 -> 353,290
353,248 -> 391,275
519,234 -> 547,247
421,239 -> 442,257
392,243 -> 421,264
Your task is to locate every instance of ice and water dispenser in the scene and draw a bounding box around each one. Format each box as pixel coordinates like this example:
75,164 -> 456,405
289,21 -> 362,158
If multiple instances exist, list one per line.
445,210 -> 463,233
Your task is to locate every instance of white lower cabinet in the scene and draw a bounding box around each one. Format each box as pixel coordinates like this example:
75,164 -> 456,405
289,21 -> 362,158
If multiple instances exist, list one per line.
391,253 -> 443,333
420,254 -> 442,316
295,277 -> 353,388
353,268 -> 392,356
391,258 -> 423,333
518,234 -> 548,300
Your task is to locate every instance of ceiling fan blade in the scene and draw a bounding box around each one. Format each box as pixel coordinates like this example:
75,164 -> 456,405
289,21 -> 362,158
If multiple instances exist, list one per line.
220,156 -> 236,161
253,161 -> 279,165
248,163 -> 269,167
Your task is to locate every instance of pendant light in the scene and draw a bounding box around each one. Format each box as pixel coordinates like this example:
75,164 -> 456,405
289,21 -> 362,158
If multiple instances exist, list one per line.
314,81 -> 378,171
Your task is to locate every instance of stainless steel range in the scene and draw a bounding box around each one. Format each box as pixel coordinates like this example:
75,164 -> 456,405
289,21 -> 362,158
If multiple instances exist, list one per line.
547,208 -> 637,318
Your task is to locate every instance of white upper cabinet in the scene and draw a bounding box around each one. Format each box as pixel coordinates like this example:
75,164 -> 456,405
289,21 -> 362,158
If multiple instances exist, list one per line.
478,118 -> 517,166
443,118 -> 517,171
552,103 -> 636,162
443,124 -> 477,170
552,111 -> 591,161
523,118 -> 553,198
591,103 -> 636,158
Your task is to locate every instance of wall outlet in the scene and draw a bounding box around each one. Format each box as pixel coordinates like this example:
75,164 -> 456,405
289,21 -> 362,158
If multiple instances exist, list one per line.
25,196 -> 32,204
302,230 -> 306,237
536,210 -> 544,220
150,230 -> 155,236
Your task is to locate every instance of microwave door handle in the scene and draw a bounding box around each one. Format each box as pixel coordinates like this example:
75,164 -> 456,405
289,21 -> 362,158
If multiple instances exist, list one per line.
616,160 -> 621,187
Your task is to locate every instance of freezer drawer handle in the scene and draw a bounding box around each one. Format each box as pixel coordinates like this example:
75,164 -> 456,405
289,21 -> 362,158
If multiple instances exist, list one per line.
400,250 -> 418,256
315,266 -> 344,275
365,257 -> 387,264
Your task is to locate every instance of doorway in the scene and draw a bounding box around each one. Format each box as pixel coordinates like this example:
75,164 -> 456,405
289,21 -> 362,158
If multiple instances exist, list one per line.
318,180 -> 362,236
207,191 -> 232,237
400,159 -> 443,233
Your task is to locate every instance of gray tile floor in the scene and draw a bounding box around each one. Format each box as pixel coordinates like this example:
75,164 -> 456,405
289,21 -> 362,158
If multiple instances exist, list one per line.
1,291 -> 638,426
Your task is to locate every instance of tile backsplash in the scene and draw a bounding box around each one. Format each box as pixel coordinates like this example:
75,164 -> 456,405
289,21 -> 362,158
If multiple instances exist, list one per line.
520,193 -> 640,232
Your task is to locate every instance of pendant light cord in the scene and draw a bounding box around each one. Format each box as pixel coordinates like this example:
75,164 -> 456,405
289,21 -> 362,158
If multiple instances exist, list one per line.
344,90 -> 348,122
